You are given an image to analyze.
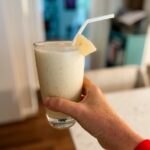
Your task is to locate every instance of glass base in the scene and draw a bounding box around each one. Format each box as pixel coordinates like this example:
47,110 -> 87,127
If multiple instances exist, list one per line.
46,114 -> 76,129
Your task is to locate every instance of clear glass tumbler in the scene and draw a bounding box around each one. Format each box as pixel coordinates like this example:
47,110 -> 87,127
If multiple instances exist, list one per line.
34,41 -> 85,129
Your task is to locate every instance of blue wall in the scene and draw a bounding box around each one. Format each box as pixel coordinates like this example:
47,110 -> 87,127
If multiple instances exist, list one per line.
44,0 -> 90,40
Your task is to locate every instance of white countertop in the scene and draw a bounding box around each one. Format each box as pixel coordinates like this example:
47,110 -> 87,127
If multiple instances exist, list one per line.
70,88 -> 150,150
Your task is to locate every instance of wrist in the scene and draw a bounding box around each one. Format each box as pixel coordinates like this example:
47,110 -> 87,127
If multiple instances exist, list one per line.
96,117 -> 143,150
97,132 -> 143,150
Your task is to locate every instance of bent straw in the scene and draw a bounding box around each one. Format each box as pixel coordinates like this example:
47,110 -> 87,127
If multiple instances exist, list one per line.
73,14 -> 115,45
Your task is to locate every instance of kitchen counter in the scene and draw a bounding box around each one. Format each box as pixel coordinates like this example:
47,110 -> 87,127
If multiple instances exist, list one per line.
70,88 -> 150,150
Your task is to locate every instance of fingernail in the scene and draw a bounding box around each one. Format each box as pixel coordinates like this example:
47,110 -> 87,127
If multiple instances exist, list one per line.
43,97 -> 50,106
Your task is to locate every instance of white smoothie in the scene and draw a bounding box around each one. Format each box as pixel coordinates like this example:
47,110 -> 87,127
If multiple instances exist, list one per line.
35,41 -> 85,119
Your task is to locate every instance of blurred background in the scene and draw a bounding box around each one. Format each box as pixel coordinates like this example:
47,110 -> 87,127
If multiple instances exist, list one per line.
0,0 -> 150,150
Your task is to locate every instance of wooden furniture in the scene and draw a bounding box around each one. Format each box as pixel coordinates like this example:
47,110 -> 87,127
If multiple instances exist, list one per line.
0,103 -> 75,150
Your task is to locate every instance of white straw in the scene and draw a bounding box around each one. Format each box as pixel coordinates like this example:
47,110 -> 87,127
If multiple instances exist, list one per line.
73,14 -> 115,45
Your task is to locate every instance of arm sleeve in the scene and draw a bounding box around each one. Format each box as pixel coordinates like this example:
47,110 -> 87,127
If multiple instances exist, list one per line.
135,140 -> 150,150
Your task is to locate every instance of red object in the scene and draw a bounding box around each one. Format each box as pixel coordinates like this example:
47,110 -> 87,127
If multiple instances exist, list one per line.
135,140 -> 150,150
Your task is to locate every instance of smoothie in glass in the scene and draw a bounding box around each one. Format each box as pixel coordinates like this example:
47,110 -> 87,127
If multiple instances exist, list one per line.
34,41 -> 84,128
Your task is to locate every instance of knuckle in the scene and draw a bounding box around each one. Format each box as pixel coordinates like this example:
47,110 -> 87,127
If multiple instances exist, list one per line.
75,104 -> 86,117
56,98 -> 64,109
91,84 -> 100,92
50,97 -> 62,109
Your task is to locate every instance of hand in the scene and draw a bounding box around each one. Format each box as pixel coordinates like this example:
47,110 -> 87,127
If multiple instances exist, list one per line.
43,77 -> 143,150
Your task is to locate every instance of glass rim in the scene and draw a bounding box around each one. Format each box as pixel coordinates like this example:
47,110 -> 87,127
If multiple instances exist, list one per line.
33,41 -> 78,52
33,41 -> 72,47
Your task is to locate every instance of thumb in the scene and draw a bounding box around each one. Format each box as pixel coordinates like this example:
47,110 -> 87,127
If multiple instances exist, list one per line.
43,97 -> 80,119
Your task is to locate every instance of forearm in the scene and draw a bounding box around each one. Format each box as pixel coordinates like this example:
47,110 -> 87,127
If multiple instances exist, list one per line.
97,115 -> 143,150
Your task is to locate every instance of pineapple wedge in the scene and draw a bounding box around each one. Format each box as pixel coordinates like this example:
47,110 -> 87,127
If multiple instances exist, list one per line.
74,34 -> 97,56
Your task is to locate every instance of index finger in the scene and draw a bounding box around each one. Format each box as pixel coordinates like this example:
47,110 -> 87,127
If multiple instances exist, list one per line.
83,76 -> 95,90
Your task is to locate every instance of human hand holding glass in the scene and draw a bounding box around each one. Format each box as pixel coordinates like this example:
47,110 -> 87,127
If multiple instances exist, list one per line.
44,77 -> 143,150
